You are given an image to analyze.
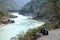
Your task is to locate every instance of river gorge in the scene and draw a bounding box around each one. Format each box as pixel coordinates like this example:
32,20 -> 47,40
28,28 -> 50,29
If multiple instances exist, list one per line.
0,12 -> 44,40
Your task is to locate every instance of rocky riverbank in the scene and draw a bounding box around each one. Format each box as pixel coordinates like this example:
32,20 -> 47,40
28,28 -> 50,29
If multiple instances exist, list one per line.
0,19 -> 15,24
0,15 -> 16,25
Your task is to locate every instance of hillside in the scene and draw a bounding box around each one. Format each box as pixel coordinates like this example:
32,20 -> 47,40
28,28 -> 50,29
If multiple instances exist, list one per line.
10,0 -> 60,40
0,10 -> 15,24
19,0 -> 48,16
0,0 -> 21,10
0,2 -> 15,24
19,0 -> 60,28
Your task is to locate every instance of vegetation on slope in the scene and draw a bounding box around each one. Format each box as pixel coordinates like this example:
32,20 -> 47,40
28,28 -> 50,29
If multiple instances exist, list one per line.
0,4 -> 15,24
11,0 -> 60,40
11,23 -> 58,40
0,8 -> 7,18
19,0 -> 60,26
19,0 -> 48,16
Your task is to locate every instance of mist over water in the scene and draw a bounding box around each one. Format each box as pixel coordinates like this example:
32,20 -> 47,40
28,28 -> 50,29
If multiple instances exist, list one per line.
0,12 -> 44,40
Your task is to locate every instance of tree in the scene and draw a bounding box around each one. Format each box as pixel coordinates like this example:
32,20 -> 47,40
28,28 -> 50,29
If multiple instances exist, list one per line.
48,0 -> 60,18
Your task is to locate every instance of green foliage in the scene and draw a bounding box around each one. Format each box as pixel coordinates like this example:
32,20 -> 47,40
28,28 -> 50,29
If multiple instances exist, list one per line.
0,11 -> 5,19
48,0 -> 59,3
0,11 -> 5,16
0,7 -> 8,19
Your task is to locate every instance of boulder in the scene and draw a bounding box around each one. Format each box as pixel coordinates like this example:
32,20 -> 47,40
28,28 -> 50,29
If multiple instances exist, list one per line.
9,20 -> 15,23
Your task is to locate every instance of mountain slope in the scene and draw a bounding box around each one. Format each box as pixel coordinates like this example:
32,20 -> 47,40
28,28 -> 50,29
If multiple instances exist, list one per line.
0,0 -> 21,10
19,0 -> 60,27
19,0 -> 48,17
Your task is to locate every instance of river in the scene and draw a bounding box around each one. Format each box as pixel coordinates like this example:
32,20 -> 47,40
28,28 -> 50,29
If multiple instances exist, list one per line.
0,12 -> 44,40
